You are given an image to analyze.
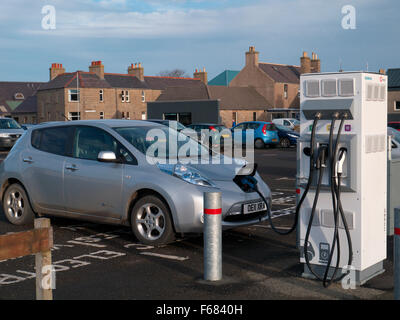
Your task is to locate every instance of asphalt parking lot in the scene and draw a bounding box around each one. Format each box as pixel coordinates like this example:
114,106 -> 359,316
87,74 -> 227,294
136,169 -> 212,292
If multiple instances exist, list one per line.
0,148 -> 394,300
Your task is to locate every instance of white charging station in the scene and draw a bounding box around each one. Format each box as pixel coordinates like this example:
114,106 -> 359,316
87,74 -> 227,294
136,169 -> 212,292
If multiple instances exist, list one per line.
298,72 -> 387,285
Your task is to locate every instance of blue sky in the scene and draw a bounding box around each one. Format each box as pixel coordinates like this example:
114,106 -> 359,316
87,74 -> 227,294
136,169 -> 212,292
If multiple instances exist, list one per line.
0,0 -> 398,82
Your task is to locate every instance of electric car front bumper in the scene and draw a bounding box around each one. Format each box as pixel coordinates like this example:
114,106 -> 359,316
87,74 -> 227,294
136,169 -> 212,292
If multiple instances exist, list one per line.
171,177 -> 271,233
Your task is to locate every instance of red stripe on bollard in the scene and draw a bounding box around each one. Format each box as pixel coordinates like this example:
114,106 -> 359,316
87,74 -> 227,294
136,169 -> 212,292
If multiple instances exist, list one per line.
204,208 -> 222,215
395,228 -> 400,236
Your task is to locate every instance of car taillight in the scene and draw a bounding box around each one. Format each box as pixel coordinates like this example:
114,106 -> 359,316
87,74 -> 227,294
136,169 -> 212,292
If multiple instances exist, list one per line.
209,126 -> 217,132
262,124 -> 267,134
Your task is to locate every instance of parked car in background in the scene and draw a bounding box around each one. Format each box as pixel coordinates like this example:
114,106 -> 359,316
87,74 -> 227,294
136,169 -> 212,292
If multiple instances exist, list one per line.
232,121 -> 280,149
0,120 -> 272,245
272,118 -> 300,131
0,117 -> 25,150
21,124 -> 36,130
146,119 -> 186,132
275,124 -> 299,148
388,121 -> 400,132
186,123 -> 231,147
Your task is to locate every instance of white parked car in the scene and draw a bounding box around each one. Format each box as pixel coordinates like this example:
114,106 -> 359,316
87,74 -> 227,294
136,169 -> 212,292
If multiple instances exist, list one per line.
272,118 -> 299,130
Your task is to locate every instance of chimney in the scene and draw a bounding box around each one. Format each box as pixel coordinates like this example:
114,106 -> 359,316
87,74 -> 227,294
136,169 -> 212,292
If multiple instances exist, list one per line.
193,67 -> 208,84
300,52 -> 311,74
128,62 -> 144,81
310,52 -> 321,73
89,60 -> 104,79
379,68 -> 386,75
246,46 -> 259,67
49,63 -> 65,80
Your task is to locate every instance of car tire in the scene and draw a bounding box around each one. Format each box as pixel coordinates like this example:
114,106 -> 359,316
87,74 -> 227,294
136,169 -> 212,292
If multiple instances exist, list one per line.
2,183 -> 35,225
279,138 -> 290,148
130,195 -> 175,246
254,139 -> 265,149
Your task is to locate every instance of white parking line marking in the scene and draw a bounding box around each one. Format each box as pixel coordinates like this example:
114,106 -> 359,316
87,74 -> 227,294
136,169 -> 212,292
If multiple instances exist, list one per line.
140,252 -> 189,261
67,240 -> 107,248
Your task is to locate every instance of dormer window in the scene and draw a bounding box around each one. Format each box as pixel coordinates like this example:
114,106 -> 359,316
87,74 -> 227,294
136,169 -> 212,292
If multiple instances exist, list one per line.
14,92 -> 24,100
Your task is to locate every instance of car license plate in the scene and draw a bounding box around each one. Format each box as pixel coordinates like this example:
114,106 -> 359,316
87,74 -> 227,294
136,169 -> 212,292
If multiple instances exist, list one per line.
272,139 -> 277,142
243,201 -> 266,214
222,134 -> 230,138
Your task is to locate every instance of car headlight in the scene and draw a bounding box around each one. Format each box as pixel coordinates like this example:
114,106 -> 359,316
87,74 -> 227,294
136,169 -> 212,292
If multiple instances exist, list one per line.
0,133 -> 10,138
288,134 -> 298,139
157,163 -> 216,187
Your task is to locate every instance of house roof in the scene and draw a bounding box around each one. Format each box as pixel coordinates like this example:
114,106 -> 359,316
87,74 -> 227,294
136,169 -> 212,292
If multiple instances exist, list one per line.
12,95 -> 37,114
388,69 -> 400,89
156,82 -> 210,101
0,81 -> 43,114
258,63 -> 300,84
157,84 -> 271,110
39,72 -> 203,91
208,70 -> 240,86
207,86 -> 271,110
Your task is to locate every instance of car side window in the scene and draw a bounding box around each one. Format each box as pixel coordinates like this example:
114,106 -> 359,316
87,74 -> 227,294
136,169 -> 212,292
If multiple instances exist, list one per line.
73,126 -> 137,165
31,127 -> 72,156
234,123 -> 246,130
283,120 -> 290,126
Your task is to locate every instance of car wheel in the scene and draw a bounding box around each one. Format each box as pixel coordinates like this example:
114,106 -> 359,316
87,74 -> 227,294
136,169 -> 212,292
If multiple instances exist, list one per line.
279,138 -> 290,148
131,195 -> 175,245
3,183 -> 34,225
254,139 -> 265,149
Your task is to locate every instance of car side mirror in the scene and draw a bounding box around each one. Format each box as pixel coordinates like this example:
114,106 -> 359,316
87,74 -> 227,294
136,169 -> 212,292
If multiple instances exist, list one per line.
98,151 -> 119,163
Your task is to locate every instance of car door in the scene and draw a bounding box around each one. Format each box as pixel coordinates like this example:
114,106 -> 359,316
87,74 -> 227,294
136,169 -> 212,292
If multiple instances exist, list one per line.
63,125 -> 133,219
21,126 -> 73,213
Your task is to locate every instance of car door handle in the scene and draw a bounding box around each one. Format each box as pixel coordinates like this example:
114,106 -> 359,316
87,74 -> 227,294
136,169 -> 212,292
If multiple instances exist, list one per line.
65,164 -> 78,171
23,157 -> 33,163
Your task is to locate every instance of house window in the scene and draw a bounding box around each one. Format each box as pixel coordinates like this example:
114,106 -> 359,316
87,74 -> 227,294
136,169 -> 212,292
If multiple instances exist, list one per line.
14,92 -> 24,100
121,90 -> 129,102
122,112 -> 125,119
253,112 -> 257,121
141,111 -> 146,120
141,90 -> 146,102
100,111 -> 104,119
232,112 -> 237,126
99,89 -> 104,102
47,112 -> 51,121
68,112 -> 81,121
395,101 -> 400,111
284,84 -> 288,99
126,112 -> 130,120
68,89 -> 80,102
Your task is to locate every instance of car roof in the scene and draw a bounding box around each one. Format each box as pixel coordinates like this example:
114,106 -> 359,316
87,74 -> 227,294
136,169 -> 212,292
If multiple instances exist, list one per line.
34,120 -> 163,129
188,123 -> 224,126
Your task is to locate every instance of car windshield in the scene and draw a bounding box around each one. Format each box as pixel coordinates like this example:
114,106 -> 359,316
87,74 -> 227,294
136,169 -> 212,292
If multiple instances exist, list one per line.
289,119 -> 300,126
114,126 -> 211,160
0,118 -> 22,129
276,124 -> 292,132
388,127 -> 400,144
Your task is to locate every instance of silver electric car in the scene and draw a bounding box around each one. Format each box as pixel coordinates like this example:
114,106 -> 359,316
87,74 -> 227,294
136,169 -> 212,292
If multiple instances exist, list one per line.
0,120 -> 272,245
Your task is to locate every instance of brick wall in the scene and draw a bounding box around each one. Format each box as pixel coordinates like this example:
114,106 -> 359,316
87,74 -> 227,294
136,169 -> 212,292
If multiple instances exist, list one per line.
220,110 -> 267,128
38,87 -> 163,122
388,91 -> 400,114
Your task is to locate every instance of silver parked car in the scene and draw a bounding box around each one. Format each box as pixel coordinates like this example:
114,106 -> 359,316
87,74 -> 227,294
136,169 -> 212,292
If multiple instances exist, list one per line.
0,120 -> 272,245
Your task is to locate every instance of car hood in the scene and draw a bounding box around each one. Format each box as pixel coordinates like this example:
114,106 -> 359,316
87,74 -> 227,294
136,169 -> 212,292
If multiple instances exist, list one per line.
0,129 -> 25,135
189,155 -> 253,181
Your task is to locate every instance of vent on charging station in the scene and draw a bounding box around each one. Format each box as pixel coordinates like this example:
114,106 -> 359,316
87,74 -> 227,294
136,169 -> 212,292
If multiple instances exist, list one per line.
338,79 -> 355,96
367,83 -> 386,101
305,80 -> 320,97
321,79 -> 337,97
